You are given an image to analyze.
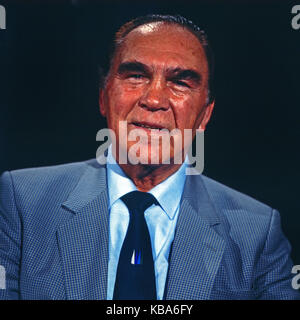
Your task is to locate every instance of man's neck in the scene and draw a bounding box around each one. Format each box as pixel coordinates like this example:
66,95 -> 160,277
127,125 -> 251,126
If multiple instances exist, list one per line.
118,163 -> 182,192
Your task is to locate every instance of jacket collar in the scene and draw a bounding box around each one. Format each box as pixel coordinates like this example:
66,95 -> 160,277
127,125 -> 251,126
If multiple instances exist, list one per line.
62,159 -> 107,214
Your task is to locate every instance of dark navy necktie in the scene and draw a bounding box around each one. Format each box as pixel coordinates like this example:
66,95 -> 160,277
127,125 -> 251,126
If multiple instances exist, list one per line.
113,191 -> 157,300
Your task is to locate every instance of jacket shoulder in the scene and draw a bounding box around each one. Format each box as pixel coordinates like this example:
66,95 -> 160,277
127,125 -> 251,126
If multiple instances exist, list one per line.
1,159 -> 101,207
8,159 -> 100,181
200,175 -> 273,219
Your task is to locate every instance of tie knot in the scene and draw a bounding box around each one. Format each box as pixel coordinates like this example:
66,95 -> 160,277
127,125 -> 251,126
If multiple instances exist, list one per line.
122,191 -> 156,213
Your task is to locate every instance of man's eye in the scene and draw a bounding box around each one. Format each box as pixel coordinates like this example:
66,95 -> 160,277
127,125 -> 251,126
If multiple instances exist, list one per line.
173,80 -> 190,88
127,74 -> 144,79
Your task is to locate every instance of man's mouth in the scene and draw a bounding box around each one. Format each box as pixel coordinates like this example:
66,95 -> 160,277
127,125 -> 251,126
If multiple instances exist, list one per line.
131,122 -> 168,131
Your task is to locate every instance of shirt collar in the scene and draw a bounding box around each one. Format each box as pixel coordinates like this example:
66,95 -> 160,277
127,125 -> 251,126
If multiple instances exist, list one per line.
106,145 -> 187,220
106,145 -> 137,208
148,160 -> 187,220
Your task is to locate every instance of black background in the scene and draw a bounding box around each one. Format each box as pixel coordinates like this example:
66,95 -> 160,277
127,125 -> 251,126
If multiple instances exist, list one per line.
0,0 -> 299,264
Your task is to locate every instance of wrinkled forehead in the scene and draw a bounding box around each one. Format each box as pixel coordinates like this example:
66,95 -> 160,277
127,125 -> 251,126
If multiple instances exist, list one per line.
112,22 -> 208,73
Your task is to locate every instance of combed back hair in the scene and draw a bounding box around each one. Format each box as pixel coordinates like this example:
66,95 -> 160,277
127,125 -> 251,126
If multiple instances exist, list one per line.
103,14 -> 215,104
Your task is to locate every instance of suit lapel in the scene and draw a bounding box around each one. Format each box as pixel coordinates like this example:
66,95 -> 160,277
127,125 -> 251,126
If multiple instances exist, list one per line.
165,175 -> 226,300
57,161 -> 109,300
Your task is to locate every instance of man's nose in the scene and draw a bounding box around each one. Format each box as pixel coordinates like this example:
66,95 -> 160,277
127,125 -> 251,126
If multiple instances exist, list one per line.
139,78 -> 170,111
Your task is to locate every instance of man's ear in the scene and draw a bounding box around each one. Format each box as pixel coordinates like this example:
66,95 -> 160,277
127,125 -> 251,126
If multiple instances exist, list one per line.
99,88 -> 106,117
198,100 -> 215,131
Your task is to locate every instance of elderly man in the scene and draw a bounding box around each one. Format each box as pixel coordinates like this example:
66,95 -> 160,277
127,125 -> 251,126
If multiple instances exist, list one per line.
0,14 -> 299,300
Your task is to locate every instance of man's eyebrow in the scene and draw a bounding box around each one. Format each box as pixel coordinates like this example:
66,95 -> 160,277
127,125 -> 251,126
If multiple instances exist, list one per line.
167,68 -> 202,84
117,61 -> 149,75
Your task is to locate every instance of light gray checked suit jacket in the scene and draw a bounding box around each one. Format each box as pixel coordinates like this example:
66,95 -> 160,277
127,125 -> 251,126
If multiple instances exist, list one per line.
0,159 -> 299,300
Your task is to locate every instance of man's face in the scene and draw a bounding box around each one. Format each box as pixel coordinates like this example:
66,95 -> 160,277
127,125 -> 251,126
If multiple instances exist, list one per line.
100,23 -> 213,165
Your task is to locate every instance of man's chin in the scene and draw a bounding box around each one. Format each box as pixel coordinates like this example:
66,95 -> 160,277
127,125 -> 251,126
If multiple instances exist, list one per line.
114,141 -> 185,166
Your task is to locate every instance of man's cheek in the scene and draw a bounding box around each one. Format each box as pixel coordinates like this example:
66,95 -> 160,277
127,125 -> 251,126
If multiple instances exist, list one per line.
107,99 -> 124,116
174,109 -> 195,129
111,91 -> 133,113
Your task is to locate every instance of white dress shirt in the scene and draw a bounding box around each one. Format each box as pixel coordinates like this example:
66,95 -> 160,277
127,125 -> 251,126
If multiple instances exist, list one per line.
106,145 -> 187,299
